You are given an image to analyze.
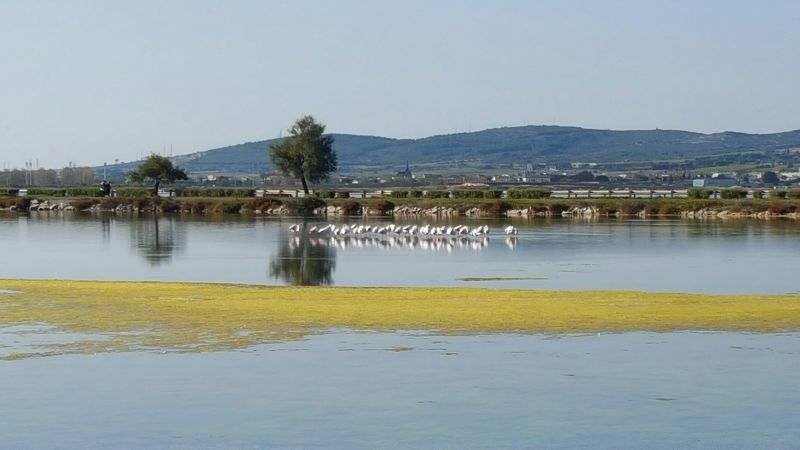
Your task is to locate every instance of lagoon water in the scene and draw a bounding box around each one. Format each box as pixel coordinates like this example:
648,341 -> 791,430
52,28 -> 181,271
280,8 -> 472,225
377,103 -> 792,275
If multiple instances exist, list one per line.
2,330 -> 799,448
2,212 -> 800,448
1,212 -> 799,293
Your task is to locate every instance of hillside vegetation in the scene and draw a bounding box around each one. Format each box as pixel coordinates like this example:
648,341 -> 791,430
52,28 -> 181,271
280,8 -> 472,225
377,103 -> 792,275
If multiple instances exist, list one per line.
102,125 -> 800,176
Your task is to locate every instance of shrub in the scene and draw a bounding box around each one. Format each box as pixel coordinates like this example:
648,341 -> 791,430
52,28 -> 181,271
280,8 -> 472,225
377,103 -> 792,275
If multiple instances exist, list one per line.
370,199 -> 395,214
68,198 -> 97,210
687,188 -> 712,199
452,190 -> 484,199
335,191 -> 350,199
657,203 -> 680,216
315,190 -> 336,199
390,190 -> 409,199
408,190 -> 423,198
338,199 -> 362,215
28,188 -> 68,197
507,189 -> 551,199
424,190 -> 449,199
751,190 -> 764,199
483,190 -> 503,199
65,187 -> 104,197
175,188 -> 255,198
770,190 -> 788,199
619,202 -> 646,216
243,198 -> 283,211
480,200 -> 511,217
115,188 -> 154,198
285,197 -> 326,214
788,190 -> 800,199
0,188 -> 20,196
0,197 -> 31,209
720,189 -> 747,199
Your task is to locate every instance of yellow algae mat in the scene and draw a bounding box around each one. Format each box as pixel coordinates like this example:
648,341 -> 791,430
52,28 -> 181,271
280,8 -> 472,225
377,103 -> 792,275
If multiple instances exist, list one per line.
1,279 -> 800,359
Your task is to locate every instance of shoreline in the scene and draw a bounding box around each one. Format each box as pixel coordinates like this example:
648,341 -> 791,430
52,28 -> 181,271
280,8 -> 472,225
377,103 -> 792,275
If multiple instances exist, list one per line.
2,195 -> 800,219
2,279 -> 799,359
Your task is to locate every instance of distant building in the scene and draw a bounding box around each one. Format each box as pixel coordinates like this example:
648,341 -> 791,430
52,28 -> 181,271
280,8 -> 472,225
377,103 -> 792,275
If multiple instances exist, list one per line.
396,161 -> 412,178
521,174 -> 551,184
692,178 -> 736,188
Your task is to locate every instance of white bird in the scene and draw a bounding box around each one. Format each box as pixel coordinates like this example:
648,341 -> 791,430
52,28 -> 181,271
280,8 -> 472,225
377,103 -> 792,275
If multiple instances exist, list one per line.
308,225 -> 318,234
288,224 -> 300,233
504,225 -> 518,235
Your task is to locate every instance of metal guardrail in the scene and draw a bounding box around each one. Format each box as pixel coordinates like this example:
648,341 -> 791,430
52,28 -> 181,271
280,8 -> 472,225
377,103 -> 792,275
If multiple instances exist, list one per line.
254,189 -> 777,200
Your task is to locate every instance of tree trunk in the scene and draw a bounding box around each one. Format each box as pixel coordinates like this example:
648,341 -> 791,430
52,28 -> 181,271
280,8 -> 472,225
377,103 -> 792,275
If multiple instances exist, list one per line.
154,180 -> 160,196
300,175 -> 309,195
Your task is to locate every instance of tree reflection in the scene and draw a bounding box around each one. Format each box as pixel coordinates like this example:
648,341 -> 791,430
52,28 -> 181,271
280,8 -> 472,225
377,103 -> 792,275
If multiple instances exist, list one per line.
131,216 -> 185,266
269,224 -> 336,286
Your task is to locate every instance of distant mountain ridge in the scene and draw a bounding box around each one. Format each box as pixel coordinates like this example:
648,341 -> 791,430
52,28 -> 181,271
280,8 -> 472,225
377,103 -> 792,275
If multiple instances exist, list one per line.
104,125 -> 800,176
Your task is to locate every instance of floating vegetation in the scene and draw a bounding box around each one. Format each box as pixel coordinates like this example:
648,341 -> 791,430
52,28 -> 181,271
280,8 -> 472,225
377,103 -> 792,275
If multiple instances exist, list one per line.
457,276 -> 547,282
0,279 -> 799,360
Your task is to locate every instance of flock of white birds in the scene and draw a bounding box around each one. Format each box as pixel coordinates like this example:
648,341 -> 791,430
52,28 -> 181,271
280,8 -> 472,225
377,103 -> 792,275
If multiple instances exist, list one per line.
288,223 -> 518,237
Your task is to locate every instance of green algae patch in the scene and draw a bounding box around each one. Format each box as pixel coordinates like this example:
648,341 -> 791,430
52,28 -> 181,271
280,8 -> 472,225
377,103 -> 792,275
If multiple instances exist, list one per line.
1,279 -> 800,359
458,277 -> 547,282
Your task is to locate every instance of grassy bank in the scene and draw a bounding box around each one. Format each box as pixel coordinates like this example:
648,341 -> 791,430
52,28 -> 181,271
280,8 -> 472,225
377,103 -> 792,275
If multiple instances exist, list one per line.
1,279 -> 799,359
3,195 -> 800,217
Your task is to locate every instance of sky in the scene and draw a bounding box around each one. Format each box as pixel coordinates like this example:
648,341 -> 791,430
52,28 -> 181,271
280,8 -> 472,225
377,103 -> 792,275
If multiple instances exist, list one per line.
1,0 -> 799,168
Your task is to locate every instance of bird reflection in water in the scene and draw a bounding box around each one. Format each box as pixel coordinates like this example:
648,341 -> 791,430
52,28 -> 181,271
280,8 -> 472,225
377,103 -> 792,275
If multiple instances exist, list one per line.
302,234 -> 491,253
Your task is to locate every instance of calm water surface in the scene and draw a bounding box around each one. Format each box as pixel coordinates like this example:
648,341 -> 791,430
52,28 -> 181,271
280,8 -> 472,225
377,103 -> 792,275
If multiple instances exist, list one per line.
2,212 -> 800,448
2,331 -> 799,448
1,212 -> 799,293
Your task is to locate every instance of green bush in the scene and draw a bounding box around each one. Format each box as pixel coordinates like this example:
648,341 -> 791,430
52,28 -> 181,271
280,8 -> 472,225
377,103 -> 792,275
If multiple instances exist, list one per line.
175,188 -> 256,198
788,190 -> 800,199
452,190 -> 484,199
115,188 -> 154,198
483,190 -> 503,199
480,200 -> 511,216
424,190 -> 449,199
408,190 -> 423,198
507,189 -> 551,199
390,190 -> 409,199
751,189 -> 764,199
66,187 -> 105,197
315,190 -> 336,199
719,189 -> 747,199
0,188 -> 20,196
335,191 -> 350,199
770,190 -> 788,199
687,188 -> 712,199
27,188 -> 69,197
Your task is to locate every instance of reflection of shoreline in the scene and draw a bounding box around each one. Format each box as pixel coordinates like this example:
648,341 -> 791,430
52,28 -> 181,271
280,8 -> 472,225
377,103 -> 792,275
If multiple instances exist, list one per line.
295,235 -> 492,252
270,226 -> 336,286
131,217 -> 186,266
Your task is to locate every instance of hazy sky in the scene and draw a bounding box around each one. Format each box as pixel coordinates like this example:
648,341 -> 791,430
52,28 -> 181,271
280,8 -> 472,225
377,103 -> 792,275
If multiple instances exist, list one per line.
2,0 -> 799,168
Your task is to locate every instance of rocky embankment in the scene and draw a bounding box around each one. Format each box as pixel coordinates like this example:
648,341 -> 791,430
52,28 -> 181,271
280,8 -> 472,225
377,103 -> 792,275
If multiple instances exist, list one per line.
1,197 -> 798,219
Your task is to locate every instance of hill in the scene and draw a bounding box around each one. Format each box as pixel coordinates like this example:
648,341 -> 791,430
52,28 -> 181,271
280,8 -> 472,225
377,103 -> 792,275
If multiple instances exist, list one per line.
102,125 -> 800,177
